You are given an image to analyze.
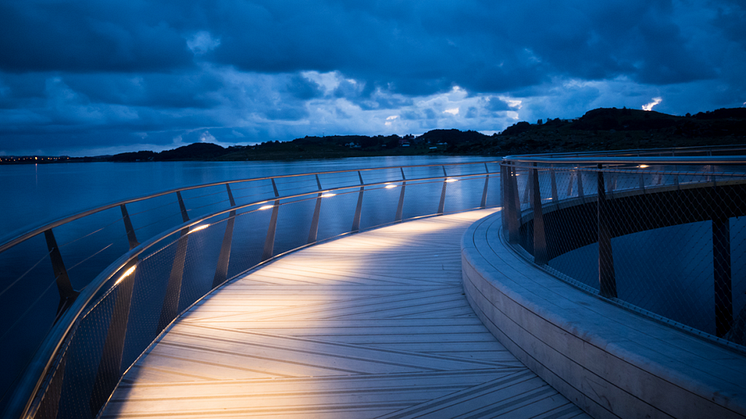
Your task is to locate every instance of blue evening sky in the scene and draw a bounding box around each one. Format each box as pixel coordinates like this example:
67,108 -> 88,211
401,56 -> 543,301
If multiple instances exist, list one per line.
1,0 -> 745,156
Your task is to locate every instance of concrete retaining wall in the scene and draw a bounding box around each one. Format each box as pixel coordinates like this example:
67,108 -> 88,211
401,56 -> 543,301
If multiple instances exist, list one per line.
462,211 -> 746,419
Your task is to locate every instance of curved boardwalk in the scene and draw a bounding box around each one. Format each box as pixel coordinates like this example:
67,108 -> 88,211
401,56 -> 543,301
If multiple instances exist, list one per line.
103,210 -> 588,419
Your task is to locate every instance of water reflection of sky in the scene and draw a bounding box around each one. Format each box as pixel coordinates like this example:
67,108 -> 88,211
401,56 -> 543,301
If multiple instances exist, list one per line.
0,156 -> 493,240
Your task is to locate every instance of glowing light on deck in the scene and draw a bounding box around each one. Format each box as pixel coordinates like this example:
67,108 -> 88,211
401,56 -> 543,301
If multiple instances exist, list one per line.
321,192 -> 336,198
115,265 -> 136,285
259,205 -> 274,210
445,178 -> 458,183
385,183 -> 397,189
638,164 -> 649,169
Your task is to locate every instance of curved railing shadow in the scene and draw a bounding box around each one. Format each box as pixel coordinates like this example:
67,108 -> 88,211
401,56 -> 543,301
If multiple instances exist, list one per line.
500,145 -> 746,350
0,161 -> 502,419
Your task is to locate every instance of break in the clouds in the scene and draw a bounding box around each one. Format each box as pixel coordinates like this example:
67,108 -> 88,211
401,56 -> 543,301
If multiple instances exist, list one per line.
0,0 -> 744,156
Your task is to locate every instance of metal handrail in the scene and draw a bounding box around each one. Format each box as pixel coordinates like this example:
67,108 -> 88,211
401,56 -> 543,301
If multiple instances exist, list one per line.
501,156 -> 746,165
2,160 -> 500,419
0,160 -> 497,254
505,144 -> 746,159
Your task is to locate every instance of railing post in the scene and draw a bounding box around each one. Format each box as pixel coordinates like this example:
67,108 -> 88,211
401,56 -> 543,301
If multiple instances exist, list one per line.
308,175 -> 323,243
523,168 -> 532,204
577,167 -> 584,198
597,164 -> 617,298
605,168 -> 615,197
176,191 -> 189,222
89,260 -> 137,413
395,168 -> 406,221
213,184 -> 236,288
120,204 -> 139,250
531,163 -> 547,265
549,165 -> 558,203
480,163 -> 490,208
501,164 -> 509,233
352,171 -> 364,232
713,183 -> 733,337
437,166 -> 447,214
262,178 -> 280,260
44,229 -> 79,321
507,163 -> 520,244
156,228 -> 189,334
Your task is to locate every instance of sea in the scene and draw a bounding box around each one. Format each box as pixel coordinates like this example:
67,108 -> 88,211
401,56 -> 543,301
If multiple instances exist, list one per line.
0,156 -> 494,241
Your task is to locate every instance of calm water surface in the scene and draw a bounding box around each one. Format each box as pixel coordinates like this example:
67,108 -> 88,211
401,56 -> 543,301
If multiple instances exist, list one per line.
0,156 -> 493,241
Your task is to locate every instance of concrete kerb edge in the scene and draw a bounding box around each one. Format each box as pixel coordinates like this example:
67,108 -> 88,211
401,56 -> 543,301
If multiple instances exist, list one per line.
460,211 -> 746,419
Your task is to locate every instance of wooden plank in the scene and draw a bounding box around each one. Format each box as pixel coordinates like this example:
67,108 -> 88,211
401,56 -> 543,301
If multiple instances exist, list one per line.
103,209 -> 589,418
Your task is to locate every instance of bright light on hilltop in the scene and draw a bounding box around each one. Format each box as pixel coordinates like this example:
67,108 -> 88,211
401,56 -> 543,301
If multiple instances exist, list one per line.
642,97 -> 662,111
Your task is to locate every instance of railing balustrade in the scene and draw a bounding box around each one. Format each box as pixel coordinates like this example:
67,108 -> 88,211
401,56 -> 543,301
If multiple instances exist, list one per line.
501,145 -> 746,353
0,161 -> 501,419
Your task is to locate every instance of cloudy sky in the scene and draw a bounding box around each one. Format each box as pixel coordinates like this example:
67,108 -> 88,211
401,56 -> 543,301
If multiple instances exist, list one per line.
1,0 -> 745,156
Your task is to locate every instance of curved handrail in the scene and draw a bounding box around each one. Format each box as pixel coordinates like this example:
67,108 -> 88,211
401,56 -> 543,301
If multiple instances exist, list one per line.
500,148 -> 746,350
503,143 -> 746,160
501,156 -> 746,165
1,160 -> 500,419
0,160 -> 496,253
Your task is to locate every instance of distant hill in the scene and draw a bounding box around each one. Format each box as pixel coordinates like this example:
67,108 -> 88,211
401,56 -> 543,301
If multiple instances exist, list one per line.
5,107 -> 744,165
466,107 -> 746,155
103,107 -> 746,161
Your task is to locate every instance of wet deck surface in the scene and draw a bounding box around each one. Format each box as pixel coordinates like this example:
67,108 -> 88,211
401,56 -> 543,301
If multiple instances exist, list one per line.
103,209 -> 588,418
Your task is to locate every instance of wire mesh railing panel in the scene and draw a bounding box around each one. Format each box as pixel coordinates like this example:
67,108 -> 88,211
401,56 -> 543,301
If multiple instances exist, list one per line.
176,225 -> 225,313
400,180 -> 443,220
502,157 -> 746,349
443,176 -> 488,213
358,185 -> 402,231
315,187 -> 364,241
612,221 -> 714,333
273,198 -> 317,255
225,209 -> 273,280
119,245 -> 178,370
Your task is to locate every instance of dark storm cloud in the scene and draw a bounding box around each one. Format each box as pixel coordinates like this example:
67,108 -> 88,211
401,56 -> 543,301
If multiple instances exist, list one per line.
0,1 -> 193,73
0,0 -> 726,89
0,0 -> 744,155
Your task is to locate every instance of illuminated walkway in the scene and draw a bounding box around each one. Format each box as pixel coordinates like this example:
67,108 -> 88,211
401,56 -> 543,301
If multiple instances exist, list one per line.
102,209 -> 588,418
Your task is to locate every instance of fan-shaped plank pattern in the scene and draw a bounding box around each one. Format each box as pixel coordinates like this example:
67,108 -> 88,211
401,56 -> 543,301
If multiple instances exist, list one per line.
103,209 -> 588,419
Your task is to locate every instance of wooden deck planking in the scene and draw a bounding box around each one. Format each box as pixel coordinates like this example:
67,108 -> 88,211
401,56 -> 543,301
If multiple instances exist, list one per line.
103,210 -> 589,418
